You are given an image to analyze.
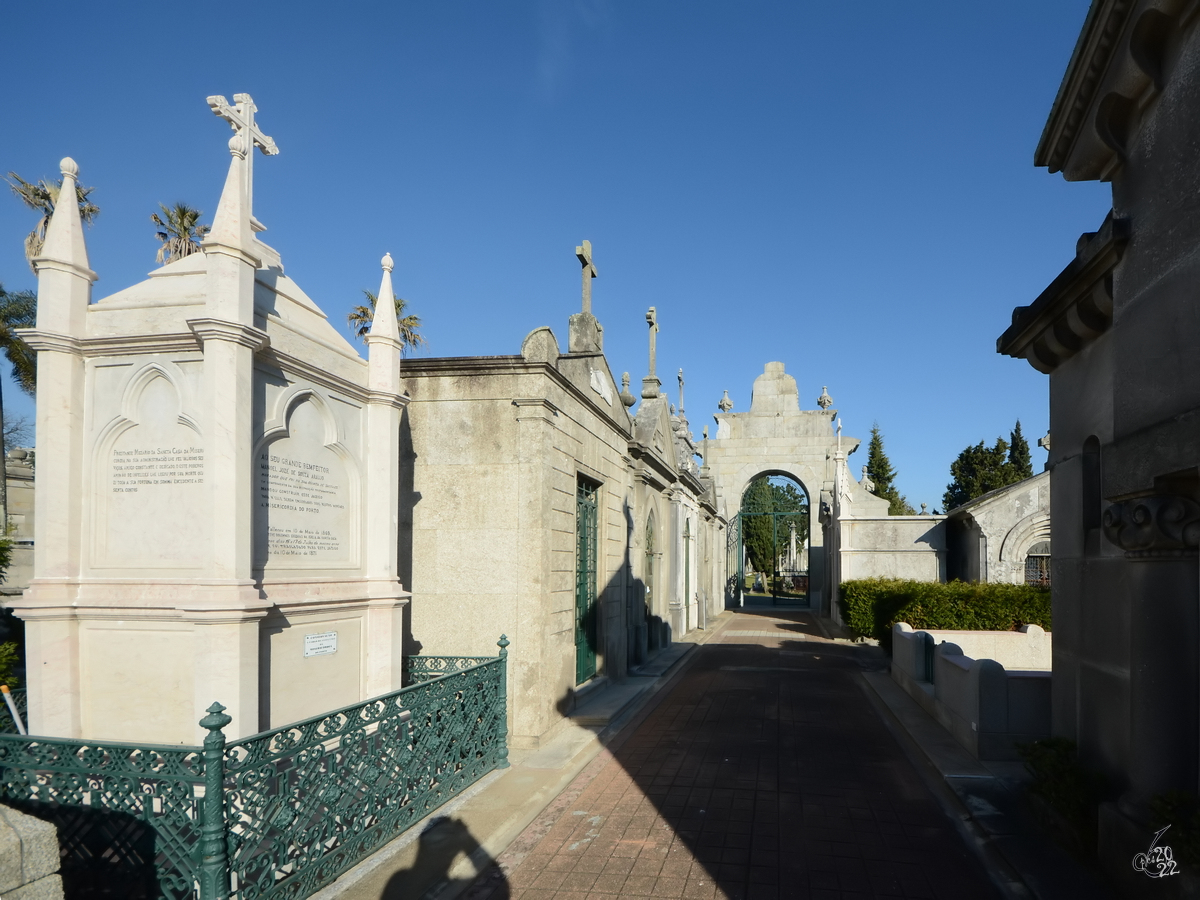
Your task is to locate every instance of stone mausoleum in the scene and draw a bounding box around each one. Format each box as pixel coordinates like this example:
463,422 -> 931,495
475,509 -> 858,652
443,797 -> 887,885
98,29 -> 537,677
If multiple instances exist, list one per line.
998,1 -> 1200,886
13,96 -> 410,743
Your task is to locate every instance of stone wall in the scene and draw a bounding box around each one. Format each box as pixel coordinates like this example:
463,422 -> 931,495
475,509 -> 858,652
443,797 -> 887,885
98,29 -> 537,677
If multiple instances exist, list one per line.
0,803 -> 63,899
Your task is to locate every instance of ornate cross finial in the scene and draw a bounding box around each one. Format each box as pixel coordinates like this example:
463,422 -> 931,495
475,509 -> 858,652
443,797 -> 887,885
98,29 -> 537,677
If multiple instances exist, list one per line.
677,369 -> 686,415
207,93 -> 279,228
576,240 -> 598,315
817,385 -> 833,410
718,390 -> 733,413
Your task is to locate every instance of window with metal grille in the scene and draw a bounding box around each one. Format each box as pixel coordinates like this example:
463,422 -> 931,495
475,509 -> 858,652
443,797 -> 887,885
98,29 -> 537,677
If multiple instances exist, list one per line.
1024,540 -> 1051,587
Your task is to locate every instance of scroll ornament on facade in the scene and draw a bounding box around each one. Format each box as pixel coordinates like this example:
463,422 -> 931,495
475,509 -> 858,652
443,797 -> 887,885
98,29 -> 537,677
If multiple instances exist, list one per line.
1102,495 -> 1200,558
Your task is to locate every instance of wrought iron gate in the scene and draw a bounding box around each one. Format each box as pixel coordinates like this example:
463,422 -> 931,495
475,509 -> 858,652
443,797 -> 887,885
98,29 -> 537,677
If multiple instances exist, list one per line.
738,476 -> 810,606
726,512 -> 743,607
575,479 -> 598,683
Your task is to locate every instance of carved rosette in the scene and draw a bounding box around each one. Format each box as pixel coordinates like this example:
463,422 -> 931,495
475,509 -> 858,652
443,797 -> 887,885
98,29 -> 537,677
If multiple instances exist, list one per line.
1102,496 -> 1200,558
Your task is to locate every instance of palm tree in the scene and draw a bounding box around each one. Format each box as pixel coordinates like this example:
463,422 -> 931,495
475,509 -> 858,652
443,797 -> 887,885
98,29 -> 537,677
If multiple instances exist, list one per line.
6,172 -> 99,269
347,290 -> 426,355
151,202 -> 210,265
0,285 -> 37,530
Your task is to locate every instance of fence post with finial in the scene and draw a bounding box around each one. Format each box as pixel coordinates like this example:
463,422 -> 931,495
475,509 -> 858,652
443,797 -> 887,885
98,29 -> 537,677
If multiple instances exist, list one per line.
496,635 -> 510,769
198,702 -> 232,900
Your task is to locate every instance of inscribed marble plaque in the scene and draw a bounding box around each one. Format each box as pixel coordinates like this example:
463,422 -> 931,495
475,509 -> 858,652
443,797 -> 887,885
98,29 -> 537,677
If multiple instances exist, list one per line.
256,398 -> 351,567
102,373 -> 204,567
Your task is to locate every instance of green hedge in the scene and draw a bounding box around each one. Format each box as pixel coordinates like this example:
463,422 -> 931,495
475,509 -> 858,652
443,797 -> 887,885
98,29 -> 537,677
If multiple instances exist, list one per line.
839,578 -> 1051,651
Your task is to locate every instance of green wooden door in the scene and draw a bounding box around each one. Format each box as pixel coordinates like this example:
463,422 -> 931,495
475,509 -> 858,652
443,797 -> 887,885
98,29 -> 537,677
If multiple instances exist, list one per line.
575,480 -> 599,683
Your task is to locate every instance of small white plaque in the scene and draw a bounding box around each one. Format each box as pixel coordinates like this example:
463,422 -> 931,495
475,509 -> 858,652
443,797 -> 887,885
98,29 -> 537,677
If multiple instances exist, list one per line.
304,631 -> 338,658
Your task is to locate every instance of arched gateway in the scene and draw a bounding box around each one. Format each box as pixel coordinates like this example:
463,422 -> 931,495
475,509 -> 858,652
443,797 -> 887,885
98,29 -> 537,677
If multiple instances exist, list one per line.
703,362 -> 861,615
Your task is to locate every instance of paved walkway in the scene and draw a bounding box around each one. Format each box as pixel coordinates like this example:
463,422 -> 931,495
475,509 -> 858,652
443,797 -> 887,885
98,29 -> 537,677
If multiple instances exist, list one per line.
465,611 -> 1001,900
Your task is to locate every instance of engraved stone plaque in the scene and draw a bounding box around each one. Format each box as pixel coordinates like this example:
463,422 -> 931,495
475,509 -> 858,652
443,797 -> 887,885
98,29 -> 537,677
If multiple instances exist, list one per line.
101,371 -> 205,568
255,396 -> 352,568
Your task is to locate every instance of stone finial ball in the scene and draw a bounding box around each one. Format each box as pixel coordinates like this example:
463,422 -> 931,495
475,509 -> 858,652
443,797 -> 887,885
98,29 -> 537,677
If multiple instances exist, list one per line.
381,253 -> 394,272
60,157 -> 79,178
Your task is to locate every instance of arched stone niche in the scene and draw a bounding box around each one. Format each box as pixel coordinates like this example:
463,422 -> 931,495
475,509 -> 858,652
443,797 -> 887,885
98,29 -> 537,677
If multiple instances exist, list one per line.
253,388 -> 359,570
93,361 -> 205,569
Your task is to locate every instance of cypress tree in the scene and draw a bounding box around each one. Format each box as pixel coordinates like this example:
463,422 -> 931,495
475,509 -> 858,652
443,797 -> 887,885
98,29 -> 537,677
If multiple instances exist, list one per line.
943,438 -> 1012,510
1009,419 -> 1033,479
866,423 -> 916,516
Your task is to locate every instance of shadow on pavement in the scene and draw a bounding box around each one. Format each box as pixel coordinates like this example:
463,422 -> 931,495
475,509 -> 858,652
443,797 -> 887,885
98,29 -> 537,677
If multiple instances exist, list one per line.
470,611 -> 1003,899
381,816 -> 508,900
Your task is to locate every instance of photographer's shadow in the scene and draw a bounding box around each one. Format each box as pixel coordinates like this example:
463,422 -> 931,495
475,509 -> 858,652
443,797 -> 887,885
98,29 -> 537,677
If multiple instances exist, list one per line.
380,816 -> 509,900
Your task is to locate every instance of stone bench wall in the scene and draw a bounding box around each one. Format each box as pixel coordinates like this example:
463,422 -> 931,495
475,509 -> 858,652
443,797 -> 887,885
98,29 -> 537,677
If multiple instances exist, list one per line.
891,622 -> 1052,760
0,803 -> 63,899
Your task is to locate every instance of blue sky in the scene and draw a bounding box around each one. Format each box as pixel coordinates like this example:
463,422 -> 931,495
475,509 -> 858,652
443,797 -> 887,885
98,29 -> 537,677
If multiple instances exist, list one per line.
1,1 -> 1109,510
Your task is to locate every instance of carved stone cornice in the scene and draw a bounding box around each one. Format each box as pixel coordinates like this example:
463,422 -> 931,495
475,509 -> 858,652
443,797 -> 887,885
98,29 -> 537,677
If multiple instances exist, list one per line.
512,397 -> 560,421
187,318 -> 270,351
997,214 -> 1128,373
1102,495 -> 1200,558
21,328 -> 207,358
1035,0 -> 1135,176
365,389 -> 409,410
16,330 -> 83,355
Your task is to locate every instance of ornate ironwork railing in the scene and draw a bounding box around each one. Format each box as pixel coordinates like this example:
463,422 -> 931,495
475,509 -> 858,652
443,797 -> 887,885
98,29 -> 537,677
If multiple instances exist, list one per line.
0,637 -> 510,900
0,687 -> 27,734
0,730 -> 207,899
406,654 -> 496,683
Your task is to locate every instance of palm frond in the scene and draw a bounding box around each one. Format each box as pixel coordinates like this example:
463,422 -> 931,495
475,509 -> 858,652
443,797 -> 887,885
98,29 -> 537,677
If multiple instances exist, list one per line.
7,172 -> 98,268
0,285 -> 37,394
151,202 -> 208,265
348,289 -> 426,354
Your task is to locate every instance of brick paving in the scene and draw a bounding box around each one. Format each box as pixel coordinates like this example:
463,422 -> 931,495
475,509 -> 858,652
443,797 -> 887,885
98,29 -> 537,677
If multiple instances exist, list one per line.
469,611 -> 1001,900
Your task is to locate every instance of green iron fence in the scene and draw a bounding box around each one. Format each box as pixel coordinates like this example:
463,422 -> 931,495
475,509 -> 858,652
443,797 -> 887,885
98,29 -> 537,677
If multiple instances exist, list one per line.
406,655 -> 496,684
0,637 -> 510,900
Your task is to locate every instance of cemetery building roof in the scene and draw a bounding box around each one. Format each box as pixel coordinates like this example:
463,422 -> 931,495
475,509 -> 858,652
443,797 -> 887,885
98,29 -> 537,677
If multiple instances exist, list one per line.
1035,0 -> 1189,181
996,212 -> 1128,373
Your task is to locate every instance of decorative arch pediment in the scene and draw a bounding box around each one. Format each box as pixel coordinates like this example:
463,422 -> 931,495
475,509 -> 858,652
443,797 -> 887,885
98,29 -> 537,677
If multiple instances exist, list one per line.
999,512 -> 1052,563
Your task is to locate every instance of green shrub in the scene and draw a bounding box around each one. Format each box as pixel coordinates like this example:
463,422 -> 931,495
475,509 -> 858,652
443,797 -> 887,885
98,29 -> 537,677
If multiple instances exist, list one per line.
0,641 -> 19,688
839,577 -> 1051,650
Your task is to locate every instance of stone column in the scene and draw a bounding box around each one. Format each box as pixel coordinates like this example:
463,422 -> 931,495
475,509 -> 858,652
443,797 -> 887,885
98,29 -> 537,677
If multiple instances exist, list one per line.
183,142 -> 270,739
20,159 -> 96,736
667,489 -> 682,641
513,397 -> 558,747
363,254 -> 411,697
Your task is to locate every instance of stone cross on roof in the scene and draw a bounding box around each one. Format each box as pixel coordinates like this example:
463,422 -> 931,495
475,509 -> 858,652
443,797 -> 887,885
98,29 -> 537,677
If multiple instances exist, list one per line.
576,240 -> 598,315
647,307 -> 658,372
678,368 -> 686,415
207,93 -> 279,228
641,307 -> 661,400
